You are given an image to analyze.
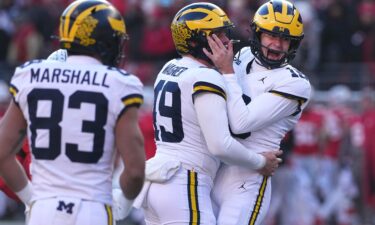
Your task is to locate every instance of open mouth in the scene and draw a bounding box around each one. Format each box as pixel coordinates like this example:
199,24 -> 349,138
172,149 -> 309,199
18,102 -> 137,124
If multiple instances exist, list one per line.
266,48 -> 285,60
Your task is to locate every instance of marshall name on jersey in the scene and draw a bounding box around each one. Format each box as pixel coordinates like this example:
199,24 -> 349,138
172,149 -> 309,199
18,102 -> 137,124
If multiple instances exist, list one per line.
9,56 -> 143,205
29,66 -> 110,87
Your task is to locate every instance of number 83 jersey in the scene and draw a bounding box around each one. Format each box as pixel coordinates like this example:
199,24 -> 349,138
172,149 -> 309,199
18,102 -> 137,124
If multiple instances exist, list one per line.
9,56 -> 143,205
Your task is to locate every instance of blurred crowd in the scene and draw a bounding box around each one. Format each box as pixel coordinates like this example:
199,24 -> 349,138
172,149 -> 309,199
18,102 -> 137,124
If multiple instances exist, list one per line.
1,0 -> 375,224
264,85 -> 375,225
0,0 -> 375,86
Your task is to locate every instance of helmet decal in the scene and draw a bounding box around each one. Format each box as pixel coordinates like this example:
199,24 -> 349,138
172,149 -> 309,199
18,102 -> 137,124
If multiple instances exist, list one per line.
171,2 -> 234,60
59,1 -> 81,41
75,15 -> 98,46
171,22 -> 191,54
58,0 -> 128,66
258,5 -> 269,16
108,16 -> 126,33
61,4 -> 108,42
272,26 -> 290,36
272,0 -> 294,23
253,0 -> 303,37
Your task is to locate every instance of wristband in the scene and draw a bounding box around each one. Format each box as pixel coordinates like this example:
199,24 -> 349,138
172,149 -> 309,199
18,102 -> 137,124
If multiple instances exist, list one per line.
112,188 -> 134,220
15,181 -> 33,205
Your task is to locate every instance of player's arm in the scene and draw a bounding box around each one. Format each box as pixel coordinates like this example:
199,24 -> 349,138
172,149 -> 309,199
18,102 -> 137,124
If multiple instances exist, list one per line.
0,100 -> 32,204
223,78 -> 302,133
204,33 -> 308,133
115,106 -> 145,200
194,93 -> 280,172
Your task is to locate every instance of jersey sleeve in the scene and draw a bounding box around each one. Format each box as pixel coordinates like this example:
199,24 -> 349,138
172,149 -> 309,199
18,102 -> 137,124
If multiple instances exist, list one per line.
9,62 -> 42,105
271,69 -> 311,103
9,67 -> 25,104
191,68 -> 227,102
114,73 -> 144,120
194,93 -> 265,169
189,67 -> 265,169
224,69 -> 311,134
269,70 -> 311,116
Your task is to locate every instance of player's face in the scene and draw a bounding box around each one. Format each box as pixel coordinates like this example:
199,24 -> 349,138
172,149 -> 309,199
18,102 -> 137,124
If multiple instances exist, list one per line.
260,32 -> 291,61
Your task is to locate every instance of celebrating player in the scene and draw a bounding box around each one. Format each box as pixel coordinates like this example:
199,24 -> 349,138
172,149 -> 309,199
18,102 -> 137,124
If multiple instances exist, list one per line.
134,2 -> 281,224
204,0 -> 311,224
0,0 -> 145,224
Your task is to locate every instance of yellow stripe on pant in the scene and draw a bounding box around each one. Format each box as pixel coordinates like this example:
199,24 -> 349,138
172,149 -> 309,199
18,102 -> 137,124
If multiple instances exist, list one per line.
188,170 -> 200,225
105,204 -> 113,225
248,176 -> 268,225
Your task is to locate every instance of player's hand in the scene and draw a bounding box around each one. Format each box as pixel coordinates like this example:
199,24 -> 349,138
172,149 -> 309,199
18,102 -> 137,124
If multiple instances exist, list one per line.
112,188 -> 134,221
203,34 -> 234,74
257,150 -> 283,176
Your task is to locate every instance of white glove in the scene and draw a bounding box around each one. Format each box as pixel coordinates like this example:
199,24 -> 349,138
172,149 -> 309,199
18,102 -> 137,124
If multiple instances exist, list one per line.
47,49 -> 68,62
112,188 -> 134,221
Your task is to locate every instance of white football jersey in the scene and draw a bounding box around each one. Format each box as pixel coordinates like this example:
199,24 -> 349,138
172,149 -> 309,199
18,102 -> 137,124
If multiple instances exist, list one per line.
229,47 -> 311,152
9,56 -> 143,204
153,56 -> 227,178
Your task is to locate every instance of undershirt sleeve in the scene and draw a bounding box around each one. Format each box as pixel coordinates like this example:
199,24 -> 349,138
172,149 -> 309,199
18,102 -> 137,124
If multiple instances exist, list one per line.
194,92 -> 266,169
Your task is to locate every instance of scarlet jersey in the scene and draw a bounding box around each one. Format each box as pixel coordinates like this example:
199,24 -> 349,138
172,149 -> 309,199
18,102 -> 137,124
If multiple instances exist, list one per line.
323,105 -> 364,158
9,56 -> 143,205
293,107 -> 324,155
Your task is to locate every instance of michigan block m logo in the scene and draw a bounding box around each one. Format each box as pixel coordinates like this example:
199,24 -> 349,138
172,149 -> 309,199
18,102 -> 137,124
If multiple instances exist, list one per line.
57,201 -> 75,214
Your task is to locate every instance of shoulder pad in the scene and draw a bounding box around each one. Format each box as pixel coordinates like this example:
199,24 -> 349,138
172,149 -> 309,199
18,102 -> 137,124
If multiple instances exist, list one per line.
192,68 -> 227,101
13,59 -> 45,80
17,59 -> 44,70
272,68 -> 311,102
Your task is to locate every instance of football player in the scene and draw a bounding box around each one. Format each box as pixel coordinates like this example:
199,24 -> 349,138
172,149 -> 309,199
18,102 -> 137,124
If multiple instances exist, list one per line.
0,0 -> 145,224
0,81 -> 31,203
133,2 -> 282,224
204,0 -> 311,224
